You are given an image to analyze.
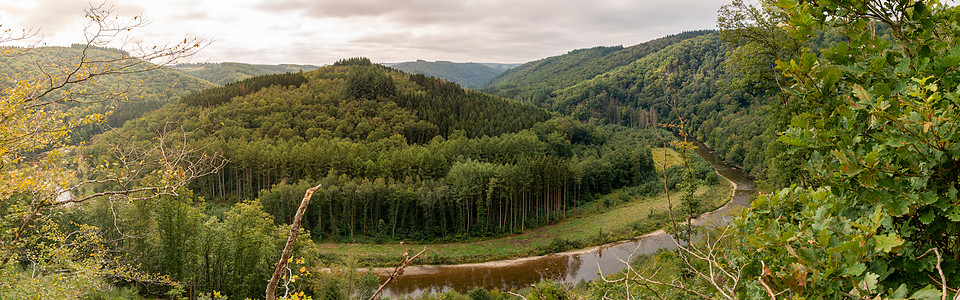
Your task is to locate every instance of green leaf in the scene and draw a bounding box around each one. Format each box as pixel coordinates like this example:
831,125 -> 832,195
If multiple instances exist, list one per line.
858,172 -> 878,188
861,272 -> 879,293
910,286 -> 942,300
921,191 -> 939,205
874,233 -> 904,253
890,283 -> 909,298
947,205 -> 960,222
852,85 -> 872,101
920,209 -> 935,224
863,148 -> 880,167
790,115 -> 810,128
817,227 -> 831,246
844,263 -> 866,276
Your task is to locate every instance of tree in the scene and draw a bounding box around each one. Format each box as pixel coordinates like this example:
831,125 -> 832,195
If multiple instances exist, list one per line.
716,0 -> 801,95
737,0 -> 960,297
0,3 -> 219,298
599,1 -> 960,299
345,65 -> 397,100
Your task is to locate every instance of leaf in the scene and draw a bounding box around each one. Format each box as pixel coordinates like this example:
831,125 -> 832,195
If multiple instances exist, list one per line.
860,272 -> 879,293
890,283 -> 909,298
844,263 -> 866,276
874,233 -> 904,253
853,85 -> 872,101
858,172 -> 878,188
863,149 -> 880,167
919,209 -> 935,224
817,227 -> 831,246
910,286 -> 942,300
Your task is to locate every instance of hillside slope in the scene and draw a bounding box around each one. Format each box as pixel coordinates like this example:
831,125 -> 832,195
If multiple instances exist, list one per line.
483,32 -> 800,184
97,61 -> 678,244
386,60 -> 507,88
0,45 -> 215,140
171,62 -> 322,85
483,30 -> 714,102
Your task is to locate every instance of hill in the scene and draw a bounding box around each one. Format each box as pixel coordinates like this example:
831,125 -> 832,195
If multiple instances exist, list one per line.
480,31 -> 800,185
171,62 -> 322,85
0,45 -> 215,141
482,30 -> 714,102
95,60 -> 685,246
385,60 -> 508,88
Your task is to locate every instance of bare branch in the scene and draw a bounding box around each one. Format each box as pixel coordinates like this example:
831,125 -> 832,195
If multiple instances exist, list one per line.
266,183 -> 323,300
368,248 -> 428,300
918,248 -> 949,300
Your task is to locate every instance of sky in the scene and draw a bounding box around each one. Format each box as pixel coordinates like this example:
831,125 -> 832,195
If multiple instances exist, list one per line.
0,0 -> 726,65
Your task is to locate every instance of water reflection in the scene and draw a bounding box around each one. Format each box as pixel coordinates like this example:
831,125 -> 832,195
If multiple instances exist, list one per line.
381,139 -> 756,298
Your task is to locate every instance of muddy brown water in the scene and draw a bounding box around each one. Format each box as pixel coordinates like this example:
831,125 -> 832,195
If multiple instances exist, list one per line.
379,139 -> 757,298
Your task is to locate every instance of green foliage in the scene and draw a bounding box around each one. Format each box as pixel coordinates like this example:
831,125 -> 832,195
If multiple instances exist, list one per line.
345,66 -> 397,100
180,72 -> 308,107
528,280 -> 570,300
306,266 -> 378,300
171,62 -> 321,85
98,64 -> 668,245
732,0 -> 960,298
401,73 -> 553,139
483,29 -> 803,187
0,46 -> 214,143
484,31 -> 713,101
390,60 -> 507,88
333,57 -> 373,67
76,193 -> 304,299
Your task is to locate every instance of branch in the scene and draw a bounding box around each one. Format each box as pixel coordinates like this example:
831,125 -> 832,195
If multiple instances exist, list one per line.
266,183 -> 323,300
918,248 -> 949,300
369,248 -> 427,300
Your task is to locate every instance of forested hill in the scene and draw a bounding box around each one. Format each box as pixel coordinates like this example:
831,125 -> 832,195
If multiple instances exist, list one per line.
482,30 -> 713,102
171,62 -> 322,85
481,31 -> 798,185
0,45 -> 215,139
386,60 -> 507,89
95,59 -> 678,243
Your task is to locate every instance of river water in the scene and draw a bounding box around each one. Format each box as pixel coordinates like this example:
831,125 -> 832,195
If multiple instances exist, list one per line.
380,139 -> 757,298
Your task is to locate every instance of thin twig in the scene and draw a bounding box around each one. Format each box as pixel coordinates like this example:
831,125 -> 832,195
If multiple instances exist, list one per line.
369,247 -> 427,300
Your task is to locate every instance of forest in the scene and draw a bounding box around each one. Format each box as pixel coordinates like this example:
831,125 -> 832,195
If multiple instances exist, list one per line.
91,61 -> 678,244
171,62 -> 322,85
2,0 -> 959,299
17,58 -> 719,298
387,60 -> 506,89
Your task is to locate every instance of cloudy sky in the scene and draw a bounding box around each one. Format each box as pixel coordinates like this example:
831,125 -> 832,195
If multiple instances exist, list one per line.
0,0 -> 726,65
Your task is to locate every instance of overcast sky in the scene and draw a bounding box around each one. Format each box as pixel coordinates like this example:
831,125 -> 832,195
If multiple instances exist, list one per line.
0,0 -> 726,65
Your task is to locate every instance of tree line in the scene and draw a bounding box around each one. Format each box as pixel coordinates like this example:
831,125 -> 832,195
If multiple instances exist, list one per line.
93,64 -> 669,243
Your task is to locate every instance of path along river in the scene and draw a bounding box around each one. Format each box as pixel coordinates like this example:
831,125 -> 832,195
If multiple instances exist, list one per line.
379,139 -> 758,298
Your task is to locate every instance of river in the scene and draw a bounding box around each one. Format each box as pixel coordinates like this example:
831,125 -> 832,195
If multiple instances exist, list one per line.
379,138 -> 757,298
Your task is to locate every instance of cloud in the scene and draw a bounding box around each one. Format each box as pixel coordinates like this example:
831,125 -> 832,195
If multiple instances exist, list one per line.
14,0 -> 724,65
252,0 -> 721,63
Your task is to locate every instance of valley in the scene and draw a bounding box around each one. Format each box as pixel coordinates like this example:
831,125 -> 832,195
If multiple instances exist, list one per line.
3,1 -> 959,299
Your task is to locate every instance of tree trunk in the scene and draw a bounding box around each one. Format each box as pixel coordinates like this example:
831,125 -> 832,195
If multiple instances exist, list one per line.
265,183 -> 322,300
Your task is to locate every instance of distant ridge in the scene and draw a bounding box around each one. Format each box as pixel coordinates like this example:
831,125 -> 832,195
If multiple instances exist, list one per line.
483,30 -> 714,100
384,60 -> 518,88
171,62 -> 322,85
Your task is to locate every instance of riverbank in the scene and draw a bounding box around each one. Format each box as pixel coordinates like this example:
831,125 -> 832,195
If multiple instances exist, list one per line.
314,180 -> 731,268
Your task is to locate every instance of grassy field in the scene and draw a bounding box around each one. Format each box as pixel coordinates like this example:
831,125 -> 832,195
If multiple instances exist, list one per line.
312,181 -> 731,267
651,147 -> 683,172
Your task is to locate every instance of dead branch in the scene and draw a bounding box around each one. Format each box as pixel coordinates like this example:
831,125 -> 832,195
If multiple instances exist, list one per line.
265,183 -> 323,300
368,248 -> 427,300
918,248 -> 950,300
